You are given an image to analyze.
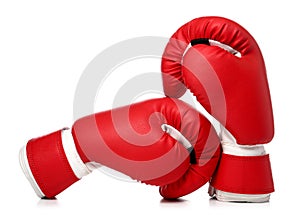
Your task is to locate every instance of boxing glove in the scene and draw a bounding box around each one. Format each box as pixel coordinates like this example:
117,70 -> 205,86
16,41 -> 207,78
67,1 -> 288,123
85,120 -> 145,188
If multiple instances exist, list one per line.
19,97 -> 220,199
161,16 -> 274,202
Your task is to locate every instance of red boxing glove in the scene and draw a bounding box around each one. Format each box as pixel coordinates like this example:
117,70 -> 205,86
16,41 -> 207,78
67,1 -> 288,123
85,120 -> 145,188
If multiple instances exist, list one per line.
161,16 -> 274,202
19,98 -> 220,199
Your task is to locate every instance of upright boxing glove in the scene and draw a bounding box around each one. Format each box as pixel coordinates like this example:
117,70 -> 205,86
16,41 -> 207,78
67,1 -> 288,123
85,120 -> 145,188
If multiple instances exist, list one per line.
161,16 -> 274,202
19,97 -> 220,199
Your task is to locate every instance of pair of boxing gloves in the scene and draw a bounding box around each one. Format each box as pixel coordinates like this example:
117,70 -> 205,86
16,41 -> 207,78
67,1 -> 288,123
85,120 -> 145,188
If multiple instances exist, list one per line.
19,16 -> 274,202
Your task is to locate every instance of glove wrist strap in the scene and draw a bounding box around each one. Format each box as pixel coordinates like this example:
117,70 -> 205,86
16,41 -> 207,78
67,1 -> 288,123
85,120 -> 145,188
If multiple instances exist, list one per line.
19,129 -> 90,198
210,154 -> 274,202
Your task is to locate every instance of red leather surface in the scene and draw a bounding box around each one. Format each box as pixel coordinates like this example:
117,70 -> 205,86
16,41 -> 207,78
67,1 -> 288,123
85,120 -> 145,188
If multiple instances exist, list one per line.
72,97 -> 220,197
210,154 -> 274,194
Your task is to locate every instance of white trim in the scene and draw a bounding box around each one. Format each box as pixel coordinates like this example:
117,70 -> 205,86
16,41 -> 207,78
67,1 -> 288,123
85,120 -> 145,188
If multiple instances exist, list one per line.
161,124 -> 193,151
61,129 -> 92,179
86,161 -> 102,171
182,43 -> 192,63
219,125 -> 266,156
212,187 -> 270,203
19,146 -> 45,198
209,39 -> 241,57
184,39 -> 241,58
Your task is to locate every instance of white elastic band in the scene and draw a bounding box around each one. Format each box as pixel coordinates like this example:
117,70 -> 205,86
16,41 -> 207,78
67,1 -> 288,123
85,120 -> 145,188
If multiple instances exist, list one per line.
61,129 -> 92,179
161,124 -> 193,151
219,125 -> 266,156
19,146 -> 45,198
209,185 -> 270,202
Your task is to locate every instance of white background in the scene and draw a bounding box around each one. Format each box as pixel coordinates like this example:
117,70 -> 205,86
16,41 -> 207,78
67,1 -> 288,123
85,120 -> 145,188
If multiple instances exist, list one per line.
0,0 -> 299,214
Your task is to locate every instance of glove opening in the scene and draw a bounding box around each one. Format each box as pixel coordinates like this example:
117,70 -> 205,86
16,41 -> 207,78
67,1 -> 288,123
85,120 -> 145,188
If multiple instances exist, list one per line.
191,38 -> 241,58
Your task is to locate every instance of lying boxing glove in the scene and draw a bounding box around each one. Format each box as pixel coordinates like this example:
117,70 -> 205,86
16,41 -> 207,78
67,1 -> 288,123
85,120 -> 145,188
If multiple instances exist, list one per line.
19,97 -> 220,199
161,16 -> 274,202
